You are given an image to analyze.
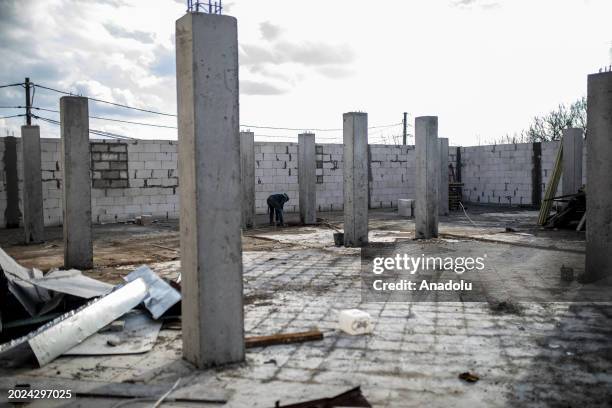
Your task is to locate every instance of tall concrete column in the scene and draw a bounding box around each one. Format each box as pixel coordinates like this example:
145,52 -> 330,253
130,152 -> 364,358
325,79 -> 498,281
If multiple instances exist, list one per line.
562,128 -> 583,196
176,12 -> 244,367
439,138 -> 449,216
240,131 -> 255,229
585,71 -> 612,282
60,96 -> 92,269
415,116 -> 439,239
298,132 -> 316,225
343,112 -> 368,247
21,125 -> 44,243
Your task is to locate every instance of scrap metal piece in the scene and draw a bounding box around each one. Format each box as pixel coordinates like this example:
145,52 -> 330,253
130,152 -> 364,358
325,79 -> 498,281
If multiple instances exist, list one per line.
0,278 -> 148,366
0,248 -> 51,316
64,311 -> 162,355
31,269 -> 113,299
28,278 -> 148,366
276,386 -> 372,408
124,266 -> 181,319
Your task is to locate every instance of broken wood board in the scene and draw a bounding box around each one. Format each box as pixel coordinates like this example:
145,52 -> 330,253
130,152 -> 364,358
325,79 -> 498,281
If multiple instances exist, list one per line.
246,329 -> 323,348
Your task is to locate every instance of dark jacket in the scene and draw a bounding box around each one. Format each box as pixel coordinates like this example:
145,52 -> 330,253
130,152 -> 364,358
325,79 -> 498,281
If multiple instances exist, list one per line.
267,193 -> 289,210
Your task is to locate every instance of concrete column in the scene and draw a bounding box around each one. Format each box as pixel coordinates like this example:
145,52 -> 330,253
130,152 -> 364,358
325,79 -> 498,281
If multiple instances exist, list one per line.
415,116 -> 439,239
585,71 -> 612,282
298,132 -> 316,225
176,12 -> 244,367
343,112 -> 368,247
439,138 -> 449,216
562,128 -> 583,196
240,131 -> 255,229
21,126 -> 44,243
60,96 -> 92,269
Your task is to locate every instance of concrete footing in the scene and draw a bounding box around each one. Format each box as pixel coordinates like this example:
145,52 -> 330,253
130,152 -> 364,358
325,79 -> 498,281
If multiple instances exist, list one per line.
343,112 -> 368,247
176,12 -> 244,367
585,71 -> 612,282
60,96 -> 93,269
21,125 -> 44,243
415,116 -> 439,239
439,138 -> 449,216
562,128 -> 583,196
240,131 -> 255,229
298,133 -> 316,225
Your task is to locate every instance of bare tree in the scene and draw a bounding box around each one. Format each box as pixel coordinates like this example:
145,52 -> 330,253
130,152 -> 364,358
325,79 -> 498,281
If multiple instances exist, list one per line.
521,97 -> 587,142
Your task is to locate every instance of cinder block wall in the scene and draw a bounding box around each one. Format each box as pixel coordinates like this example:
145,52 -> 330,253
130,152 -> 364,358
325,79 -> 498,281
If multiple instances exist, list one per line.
460,143 -> 535,205
0,136 -> 586,228
368,145 -> 415,209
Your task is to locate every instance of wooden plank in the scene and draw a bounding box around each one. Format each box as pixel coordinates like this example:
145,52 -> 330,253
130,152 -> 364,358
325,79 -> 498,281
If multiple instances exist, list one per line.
538,140 -> 563,225
245,329 -> 323,348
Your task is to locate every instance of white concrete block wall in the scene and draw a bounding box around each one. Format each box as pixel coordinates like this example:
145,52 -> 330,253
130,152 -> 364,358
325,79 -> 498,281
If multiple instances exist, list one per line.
460,143 -> 534,205
0,136 -> 591,229
368,144 -> 414,208
254,142 -> 299,214
316,143 -> 344,212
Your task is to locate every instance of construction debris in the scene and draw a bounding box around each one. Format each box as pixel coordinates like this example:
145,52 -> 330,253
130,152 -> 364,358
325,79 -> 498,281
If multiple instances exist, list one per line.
64,311 -> 162,356
0,278 -> 148,366
0,250 -> 182,366
245,329 -> 323,348
124,265 -> 181,319
135,214 -> 153,225
31,268 -> 113,299
543,190 -> 586,229
275,386 -> 372,408
338,309 -> 373,335
458,372 -> 480,383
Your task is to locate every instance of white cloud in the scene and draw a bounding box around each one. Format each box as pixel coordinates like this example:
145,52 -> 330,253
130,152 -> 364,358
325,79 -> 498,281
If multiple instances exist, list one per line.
0,0 -> 610,144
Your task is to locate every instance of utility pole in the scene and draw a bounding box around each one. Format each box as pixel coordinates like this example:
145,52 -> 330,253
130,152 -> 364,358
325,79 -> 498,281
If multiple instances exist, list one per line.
402,112 -> 407,145
25,77 -> 31,125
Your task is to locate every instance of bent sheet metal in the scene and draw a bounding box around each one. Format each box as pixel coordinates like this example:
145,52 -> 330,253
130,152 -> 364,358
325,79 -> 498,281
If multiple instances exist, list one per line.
0,278 -> 148,366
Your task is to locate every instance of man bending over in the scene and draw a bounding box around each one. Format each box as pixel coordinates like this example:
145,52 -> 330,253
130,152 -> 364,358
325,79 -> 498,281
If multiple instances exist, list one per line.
267,193 -> 290,226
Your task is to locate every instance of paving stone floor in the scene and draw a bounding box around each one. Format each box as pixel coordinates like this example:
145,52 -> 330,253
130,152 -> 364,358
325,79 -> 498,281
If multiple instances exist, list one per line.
1,208 -> 611,407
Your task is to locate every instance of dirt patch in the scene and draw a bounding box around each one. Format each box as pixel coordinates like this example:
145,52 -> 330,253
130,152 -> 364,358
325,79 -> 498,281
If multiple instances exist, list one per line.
244,291 -> 274,305
488,299 -> 524,315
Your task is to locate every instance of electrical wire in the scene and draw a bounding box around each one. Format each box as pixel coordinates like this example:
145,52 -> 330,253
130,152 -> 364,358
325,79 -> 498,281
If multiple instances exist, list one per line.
33,83 -> 177,117
29,106 -> 178,129
241,122 -> 403,132
0,114 -> 25,120
0,83 -> 24,89
34,84 -> 406,131
33,114 -> 135,140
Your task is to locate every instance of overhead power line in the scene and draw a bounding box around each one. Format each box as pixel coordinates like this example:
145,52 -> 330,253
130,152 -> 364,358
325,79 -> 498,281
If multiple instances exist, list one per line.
0,114 -> 25,120
33,83 -> 405,131
33,83 -> 177,117
31,106 -> 178,129
0,83 -> 24,89
241,122 -> 403,132
33,114 -> 135,140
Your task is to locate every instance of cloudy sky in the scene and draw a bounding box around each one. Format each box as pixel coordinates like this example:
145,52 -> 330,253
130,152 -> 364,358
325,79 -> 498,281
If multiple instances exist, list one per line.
0,0 -> 610,146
